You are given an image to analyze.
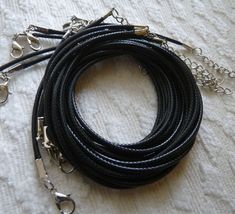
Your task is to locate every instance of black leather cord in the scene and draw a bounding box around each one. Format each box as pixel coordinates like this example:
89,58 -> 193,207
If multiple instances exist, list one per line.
27,22 -> 203,188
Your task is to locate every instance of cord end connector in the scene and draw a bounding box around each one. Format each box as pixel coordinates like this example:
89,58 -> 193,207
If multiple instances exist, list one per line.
182,43 -> 194,51
134,25 -> 149,36
35,158 -> 48,180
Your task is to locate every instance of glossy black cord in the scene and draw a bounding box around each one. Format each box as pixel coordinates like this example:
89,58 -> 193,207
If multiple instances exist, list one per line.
28,23 -> 203,188
28,23 -> 204,188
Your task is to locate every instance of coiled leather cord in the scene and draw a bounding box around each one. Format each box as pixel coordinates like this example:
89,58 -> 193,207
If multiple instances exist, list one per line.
29,22 -> 204,189
0,21 -> 203,189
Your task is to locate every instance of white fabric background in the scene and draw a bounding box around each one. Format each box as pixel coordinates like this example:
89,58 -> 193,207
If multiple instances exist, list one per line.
0,0 -> 234,214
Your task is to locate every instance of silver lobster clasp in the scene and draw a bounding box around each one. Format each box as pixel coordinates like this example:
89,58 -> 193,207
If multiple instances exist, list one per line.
54,191 -> 76,214
26,32 -> 42,51
10,36 -> 24,59
0,75 -> 9,104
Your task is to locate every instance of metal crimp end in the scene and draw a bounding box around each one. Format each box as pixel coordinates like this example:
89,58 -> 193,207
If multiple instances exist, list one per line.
134,25 -> 149,36
102,8 -> 114,20
36,117 -> 52,149
182,43 -> 195,51
152,35 -> 166,45
36,117 -> 44,142
35,158 -> 48,180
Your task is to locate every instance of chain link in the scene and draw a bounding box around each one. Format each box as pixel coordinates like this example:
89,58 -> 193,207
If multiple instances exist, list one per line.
163,44 -> 233,95
110,8 -> 130,25
193,48 -> 235,79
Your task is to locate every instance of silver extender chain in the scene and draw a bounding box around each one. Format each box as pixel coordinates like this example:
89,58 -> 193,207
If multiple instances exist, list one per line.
164,44 -> 234,95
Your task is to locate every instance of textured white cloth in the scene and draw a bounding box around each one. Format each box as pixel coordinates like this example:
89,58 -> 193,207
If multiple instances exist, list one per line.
0,0 -> 234,214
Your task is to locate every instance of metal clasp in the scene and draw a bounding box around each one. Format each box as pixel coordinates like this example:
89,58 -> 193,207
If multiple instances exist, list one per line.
0,64 -> 24,104
36,158 -> 76,214
10,30 -> 42,58
53,191 -> 76,214
0,77 -> 9,104
26,32 -> 42,51
11,34 -> 24,58
36,117 -> 75,174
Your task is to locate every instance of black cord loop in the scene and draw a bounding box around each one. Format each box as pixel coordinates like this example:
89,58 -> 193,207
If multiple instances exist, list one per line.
29,23 -> 203,188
